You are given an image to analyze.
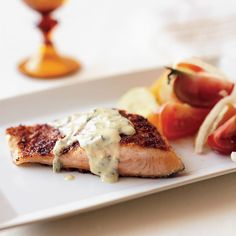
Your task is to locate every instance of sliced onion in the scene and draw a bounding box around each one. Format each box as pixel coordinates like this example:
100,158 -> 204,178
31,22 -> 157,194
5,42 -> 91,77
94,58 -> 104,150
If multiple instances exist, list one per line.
195,86 -> 236,154
209,105 -> 228,134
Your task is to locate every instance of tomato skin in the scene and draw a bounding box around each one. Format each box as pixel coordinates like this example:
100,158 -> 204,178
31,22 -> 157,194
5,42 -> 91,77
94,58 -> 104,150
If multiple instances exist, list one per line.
208,115 -> 236,155
150,63 -> 205,105
207,135 -> 230,155
156,103 -> 210,140
168,68 -> 234,108
176,63 -> 204,73
217,104 -> 236,128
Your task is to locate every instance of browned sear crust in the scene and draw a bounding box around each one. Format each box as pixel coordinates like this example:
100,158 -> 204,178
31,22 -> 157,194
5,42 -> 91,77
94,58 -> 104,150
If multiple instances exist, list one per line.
6,111 -> 169,158
6,124 -> 62,157
119,111 -> 168,150
6,110 -> 185,178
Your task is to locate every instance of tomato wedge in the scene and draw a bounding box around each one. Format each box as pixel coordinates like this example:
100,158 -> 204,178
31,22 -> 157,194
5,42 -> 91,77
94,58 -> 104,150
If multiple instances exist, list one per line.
167,67 -> 234,108
217,104 -> 236,128
150,62 -> 205,105
151,103 -> 210,140
208,115 -> 236,155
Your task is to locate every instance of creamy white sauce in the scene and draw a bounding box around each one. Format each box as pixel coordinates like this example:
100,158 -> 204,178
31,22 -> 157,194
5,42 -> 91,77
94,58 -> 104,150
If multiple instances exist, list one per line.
51,108 -> 135,183
64,174 -> 75,181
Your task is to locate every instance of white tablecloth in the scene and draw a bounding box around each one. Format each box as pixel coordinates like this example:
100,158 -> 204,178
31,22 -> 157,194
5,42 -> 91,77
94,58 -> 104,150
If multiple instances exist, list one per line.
1,0 -> 236,235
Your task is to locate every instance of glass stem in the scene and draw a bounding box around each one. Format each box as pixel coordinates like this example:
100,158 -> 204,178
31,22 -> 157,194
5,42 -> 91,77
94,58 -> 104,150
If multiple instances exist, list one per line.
38,12 -> 57,46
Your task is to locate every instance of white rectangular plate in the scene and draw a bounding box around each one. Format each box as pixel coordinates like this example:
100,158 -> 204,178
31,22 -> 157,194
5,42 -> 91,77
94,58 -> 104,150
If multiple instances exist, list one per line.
1,66 -> 236,230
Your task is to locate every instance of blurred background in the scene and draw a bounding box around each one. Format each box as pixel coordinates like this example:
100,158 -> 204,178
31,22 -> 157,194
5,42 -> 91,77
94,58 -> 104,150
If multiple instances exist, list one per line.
1,0 -> 236,98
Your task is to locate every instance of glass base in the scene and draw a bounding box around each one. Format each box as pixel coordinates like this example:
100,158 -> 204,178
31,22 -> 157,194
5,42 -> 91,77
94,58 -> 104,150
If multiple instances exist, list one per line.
18,45 -> 81,79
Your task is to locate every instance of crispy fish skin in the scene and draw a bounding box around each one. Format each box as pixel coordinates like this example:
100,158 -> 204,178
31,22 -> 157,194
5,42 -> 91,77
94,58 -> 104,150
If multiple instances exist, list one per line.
6,111 -> 184,177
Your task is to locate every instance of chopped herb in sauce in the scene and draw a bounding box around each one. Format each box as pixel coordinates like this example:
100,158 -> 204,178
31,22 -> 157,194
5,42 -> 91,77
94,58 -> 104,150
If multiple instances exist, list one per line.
51,108 -> 135,183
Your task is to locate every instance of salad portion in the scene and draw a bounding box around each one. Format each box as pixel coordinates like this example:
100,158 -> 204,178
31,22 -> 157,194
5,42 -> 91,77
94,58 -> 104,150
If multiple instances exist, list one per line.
117,58 -> 236,160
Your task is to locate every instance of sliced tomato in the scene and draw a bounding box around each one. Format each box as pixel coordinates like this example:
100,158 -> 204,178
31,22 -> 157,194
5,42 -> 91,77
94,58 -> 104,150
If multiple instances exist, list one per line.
150,63 -> 205,105
167,68 -> 234,108
208,115 -> 236,155
217,104 -> 236,128
153,103 -> 210,140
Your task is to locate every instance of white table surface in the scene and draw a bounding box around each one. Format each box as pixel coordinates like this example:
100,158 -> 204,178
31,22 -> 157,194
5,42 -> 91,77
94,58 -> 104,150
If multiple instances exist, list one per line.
1,0 -> 236,235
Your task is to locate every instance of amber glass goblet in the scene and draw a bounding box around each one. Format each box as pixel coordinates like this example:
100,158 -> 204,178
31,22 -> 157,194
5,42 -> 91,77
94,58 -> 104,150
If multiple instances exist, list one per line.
19,0 -> 81,79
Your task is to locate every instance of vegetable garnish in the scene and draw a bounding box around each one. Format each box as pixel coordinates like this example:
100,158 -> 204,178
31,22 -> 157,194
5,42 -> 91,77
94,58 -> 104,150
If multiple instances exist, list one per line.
210,104 -> 236,133
149,58 -> 223,106
208,115 -> 236,155
118,57 -> 236,159
174,57 -> 228,79
166,67 -> 234,108
149,102 -> 210,140
195,86 -> 236,154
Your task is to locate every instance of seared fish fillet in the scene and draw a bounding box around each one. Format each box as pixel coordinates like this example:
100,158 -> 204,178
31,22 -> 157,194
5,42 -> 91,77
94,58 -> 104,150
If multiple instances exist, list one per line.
6,111 -> 184,177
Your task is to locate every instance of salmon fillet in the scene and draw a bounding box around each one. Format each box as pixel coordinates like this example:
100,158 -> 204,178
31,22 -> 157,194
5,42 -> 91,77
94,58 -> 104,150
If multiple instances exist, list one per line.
6,111 -> 184,178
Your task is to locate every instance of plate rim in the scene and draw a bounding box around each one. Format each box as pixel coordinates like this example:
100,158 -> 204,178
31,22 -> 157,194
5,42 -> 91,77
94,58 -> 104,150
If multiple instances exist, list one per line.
1,164 -> 236,231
